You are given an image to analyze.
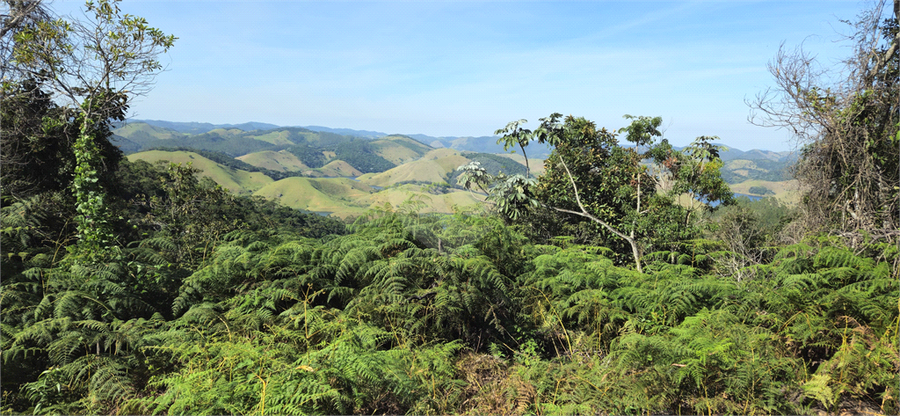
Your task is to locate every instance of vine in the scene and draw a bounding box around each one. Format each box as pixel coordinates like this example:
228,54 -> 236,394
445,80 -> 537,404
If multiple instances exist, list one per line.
71,116 -> 115,260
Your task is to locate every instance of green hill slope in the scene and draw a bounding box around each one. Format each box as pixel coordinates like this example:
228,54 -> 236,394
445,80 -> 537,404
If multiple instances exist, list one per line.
359,148 -> 471,187
237,150 -> 310,172
317,160 -> 364,177
369,135 -> 433,164
253,177 -> 374,216
361,184 -> 486,214
115,122 -> 186,144
127,150 -> 273,194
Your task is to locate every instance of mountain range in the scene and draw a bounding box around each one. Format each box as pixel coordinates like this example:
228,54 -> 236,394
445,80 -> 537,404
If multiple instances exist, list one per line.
123,119 -> 797,163
116,119 -> 799,216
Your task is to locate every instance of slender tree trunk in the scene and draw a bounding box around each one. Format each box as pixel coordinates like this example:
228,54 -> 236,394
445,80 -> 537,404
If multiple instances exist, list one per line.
554,157 -> 643,273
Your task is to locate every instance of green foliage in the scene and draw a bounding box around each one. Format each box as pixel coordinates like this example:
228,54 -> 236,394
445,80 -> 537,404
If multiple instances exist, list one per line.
749,185 -> 775,195
3,4 -> 896,413
721,158 -> 793,183
333,139 -> 396,173
286,143 -> 326,168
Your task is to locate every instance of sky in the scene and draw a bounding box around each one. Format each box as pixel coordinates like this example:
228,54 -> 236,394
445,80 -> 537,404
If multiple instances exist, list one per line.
53,0 -> 872,151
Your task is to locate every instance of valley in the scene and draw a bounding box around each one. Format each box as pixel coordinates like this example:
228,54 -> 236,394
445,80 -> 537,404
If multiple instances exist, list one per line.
119,120 -> 799,217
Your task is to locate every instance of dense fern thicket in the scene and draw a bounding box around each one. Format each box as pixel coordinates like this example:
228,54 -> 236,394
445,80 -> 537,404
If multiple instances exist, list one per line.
2,147 -> 897,414
5,0 -> 897,413
1,99 -> 897,416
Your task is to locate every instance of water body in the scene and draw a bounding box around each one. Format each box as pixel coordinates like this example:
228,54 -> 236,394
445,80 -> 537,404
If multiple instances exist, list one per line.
734,193 -> 764,202
707,193 -> 764,208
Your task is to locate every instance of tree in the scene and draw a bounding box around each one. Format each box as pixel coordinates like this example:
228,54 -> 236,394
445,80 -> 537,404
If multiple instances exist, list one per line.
3,0 -> 175,256
459,114 -> 733,273
749,0 -> 899,239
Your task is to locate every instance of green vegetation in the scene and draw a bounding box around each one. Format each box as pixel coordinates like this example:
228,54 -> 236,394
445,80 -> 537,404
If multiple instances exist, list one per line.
127,150 -> 274,194
2,1 -> 897,415
748,185 -> 775,195
720,158 -> 793,184
333,139 -> 397,174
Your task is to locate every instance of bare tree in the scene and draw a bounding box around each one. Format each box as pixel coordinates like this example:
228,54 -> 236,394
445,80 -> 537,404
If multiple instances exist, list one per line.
749,0 -> 899,239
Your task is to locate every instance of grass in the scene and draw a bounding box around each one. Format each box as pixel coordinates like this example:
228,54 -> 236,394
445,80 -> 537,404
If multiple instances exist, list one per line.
237,150 -> 310,172
249,131 -> 295,146
370,135 -> 433,164
252,177 -> 373,216
729,179 -> 801,204
317,160 -> 363,177
361,184 -> 486,214
359,149 -> 471,187
114,122 -> 185,141
128,150 -> 273,194
206,128 -> 246,138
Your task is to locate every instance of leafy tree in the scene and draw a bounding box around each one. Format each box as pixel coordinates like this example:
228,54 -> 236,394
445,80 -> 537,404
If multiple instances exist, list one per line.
459,114 -> 733,272
4,0 -> 175,255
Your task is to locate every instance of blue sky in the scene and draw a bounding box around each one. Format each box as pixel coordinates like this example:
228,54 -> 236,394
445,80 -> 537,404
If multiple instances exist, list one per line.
56,0 -> 869,151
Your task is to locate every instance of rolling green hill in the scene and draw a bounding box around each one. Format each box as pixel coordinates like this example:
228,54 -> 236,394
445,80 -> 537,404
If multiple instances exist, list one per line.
114,122 -> 186,144
369,135 -> 433,164
127,150 -> 274,194
317,160 -> 364,177
360,184 -> 486,214
358,148 -> 470,187
720,158 -> 793,184
237,150 -> 310,172
252,177 -> 373,216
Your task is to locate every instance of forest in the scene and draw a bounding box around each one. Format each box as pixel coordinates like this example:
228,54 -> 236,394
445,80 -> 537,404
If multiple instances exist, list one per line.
1,0 -> 898,415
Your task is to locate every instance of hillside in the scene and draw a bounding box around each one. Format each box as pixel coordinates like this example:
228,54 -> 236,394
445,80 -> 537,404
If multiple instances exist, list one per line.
127,150 -> 274,194
318,160 -> 364,177
359,148 -> 469,187
729,179 -> 801,204
115,120 -> 804,214
369,135 -> 433,164
720,158 -> 794,184
237,150 -> 310,172
252,177 -> 374,216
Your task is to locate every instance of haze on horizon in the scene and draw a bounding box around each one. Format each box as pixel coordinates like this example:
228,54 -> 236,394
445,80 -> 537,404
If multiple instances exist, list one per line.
55,0 -> 868,152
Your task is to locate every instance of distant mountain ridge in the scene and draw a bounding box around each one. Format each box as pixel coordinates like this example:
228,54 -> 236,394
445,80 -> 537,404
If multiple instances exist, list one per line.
123,119 -> 796,162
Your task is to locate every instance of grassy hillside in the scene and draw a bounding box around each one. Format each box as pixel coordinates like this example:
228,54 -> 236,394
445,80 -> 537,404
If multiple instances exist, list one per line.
114,122 -> 186,144
729,179 -> 800,204
249,130 -> 297,146
127,150 -> 273,194
361,184 -> 486,214
252,177 -> 373,216
237,150 -> 310,172
720,158 -> 793,184
358,149 -> 470,187
317,160 -> 364,177
369,135 -> 433,164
